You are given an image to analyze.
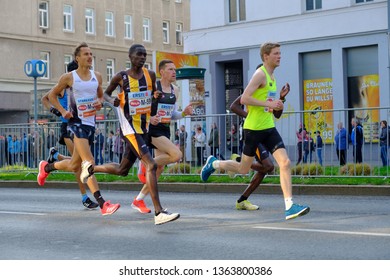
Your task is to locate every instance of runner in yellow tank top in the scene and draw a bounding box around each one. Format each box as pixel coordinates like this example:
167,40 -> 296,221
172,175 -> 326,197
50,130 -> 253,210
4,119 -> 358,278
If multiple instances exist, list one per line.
244,65 -> 277,131
201,42 -> 310,220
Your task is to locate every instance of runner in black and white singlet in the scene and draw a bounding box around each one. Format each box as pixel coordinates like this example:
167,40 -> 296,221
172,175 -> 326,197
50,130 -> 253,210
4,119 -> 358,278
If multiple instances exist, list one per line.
91,44 -> 180,225
133,59 -> 193,212
37,42 -> 120,216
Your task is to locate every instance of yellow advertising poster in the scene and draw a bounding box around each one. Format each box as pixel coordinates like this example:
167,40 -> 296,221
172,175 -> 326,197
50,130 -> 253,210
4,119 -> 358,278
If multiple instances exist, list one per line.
303,78 -> 334,143
347,74 -> 380,142
189,79 -> 205,116
155,51 -> 198,77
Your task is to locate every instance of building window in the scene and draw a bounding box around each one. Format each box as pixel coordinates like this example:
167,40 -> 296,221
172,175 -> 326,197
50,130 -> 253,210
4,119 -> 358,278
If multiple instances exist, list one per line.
106,59 -> 115,83
306,0 -> 322,11
63,5 -> 73,31
85,8 -> 95,34
105,11 -> 114,36
163,21 -> 170,44
39,2 -> 49,29
229,0 -> 246,23
355,0 -> 373,3
40,51 -> 50,79
125,61 -> 131,70
175,0 -> 182,2
176,22 -> 183,46
143,18 -> 151,42
124,15 -> 132,39
64,55 -> 72,73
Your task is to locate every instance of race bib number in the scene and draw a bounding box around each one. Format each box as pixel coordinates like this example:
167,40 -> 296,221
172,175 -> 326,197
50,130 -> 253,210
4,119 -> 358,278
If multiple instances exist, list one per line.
156,103 -> 175,123
264,91 -> 277,113
127,90 -> 152,115
76,96 -> 97,118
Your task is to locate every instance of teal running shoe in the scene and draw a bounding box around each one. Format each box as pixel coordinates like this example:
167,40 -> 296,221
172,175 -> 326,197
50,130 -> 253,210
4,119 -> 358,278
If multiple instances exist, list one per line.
200,156 -> 217,182
285,203 -> 310,220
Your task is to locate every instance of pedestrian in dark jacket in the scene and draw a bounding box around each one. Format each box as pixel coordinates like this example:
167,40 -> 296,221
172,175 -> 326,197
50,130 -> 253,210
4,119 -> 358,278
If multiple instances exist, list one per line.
208,122 -> 219,157
351,118 -> 363,163
379,120 -> 389,167
315,131 -> 323,166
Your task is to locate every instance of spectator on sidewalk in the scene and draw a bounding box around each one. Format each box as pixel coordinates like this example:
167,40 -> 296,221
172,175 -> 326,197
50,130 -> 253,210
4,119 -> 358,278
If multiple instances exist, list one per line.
227,124 -> 238,154
208,122 -> 219,158
113,129 -> 124,163
46,129 -> 57,158
379,120 -> 389,167
193,126 -> 205,166
315,131 -> 323,166
335,122 -> 347,166
296,123 -> 307,165
107,130 -> 115,162
351,117 -> 363,163
304,132 -> 315,164
93,128 -> 105,165
179,125 -> 187,162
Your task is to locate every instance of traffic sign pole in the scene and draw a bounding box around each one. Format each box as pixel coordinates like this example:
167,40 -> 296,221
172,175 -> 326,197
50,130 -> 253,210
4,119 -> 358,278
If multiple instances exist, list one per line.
24,59 -> 47,124
34,77 -> 38,124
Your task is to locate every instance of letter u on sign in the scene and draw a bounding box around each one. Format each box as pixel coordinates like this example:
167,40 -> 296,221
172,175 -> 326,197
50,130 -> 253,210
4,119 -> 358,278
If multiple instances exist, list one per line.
24,60 -> 47,78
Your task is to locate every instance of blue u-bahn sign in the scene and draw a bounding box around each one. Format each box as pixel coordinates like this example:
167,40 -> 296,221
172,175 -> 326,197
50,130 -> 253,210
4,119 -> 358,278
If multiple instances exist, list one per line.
24,59 -> 46,78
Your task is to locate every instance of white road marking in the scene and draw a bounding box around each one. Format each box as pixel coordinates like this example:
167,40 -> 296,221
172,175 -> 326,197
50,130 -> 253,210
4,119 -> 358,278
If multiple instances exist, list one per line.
253,226 -> 390,237
0,211 -> 46,216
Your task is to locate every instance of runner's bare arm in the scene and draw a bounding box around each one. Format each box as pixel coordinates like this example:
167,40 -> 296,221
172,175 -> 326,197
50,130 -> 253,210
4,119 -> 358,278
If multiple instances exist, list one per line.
273,83 -> 290,119
149,69 -> 161,99
41,91 -> 52,110
241,70 -> 283,111
94,71 -> 104,110
41,89 -> 63,117
240,70 -> 267,107
104,72 -> 123,106
48,73 -> 73,118
230,95 -> 247,118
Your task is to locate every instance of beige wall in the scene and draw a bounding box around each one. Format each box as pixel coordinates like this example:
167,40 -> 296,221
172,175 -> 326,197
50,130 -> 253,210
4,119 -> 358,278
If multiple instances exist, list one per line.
0,0 -> 190,122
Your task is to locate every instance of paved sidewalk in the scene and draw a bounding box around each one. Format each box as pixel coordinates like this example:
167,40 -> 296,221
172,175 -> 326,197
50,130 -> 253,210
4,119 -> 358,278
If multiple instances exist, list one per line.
0,180 -> 389,196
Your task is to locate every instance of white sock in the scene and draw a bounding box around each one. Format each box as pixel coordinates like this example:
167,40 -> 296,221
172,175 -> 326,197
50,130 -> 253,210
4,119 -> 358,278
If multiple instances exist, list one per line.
212,160 -> 220,169
285,197 -> 293,210
136,193 -> 146,201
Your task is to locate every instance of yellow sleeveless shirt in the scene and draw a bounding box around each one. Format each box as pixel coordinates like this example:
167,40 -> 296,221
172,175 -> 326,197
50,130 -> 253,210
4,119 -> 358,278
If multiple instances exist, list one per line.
243,65 -> 277,131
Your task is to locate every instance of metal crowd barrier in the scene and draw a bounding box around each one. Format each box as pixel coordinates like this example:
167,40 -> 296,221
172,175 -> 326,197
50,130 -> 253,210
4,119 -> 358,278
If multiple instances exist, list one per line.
0,106 -> 389,178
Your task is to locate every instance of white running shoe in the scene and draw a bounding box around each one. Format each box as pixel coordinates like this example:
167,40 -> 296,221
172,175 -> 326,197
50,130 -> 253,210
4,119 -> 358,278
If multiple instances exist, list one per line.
154,209 -> 180,225
80,160 -> 93,183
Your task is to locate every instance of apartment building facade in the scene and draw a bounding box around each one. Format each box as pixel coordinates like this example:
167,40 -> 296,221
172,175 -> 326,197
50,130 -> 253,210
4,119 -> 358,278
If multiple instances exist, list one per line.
0,0 -> 189,124
184,0 -> 389,144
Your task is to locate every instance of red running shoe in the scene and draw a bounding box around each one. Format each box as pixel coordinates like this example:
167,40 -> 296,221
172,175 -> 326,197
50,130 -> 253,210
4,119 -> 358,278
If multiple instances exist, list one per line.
131,198 -> 151,214
137,160 -> 146,184
37,160 -> 49,186
101,201 -> 120,216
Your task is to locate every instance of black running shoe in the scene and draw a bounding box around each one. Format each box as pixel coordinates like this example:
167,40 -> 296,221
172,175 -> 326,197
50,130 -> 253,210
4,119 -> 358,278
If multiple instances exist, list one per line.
47,147 -> 58,164
82,197 -> 99,210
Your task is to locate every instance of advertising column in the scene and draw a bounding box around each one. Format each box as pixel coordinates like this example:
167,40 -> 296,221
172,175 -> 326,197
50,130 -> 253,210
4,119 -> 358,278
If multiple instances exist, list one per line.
348,74 -> 380,142
176,67 -> 206,164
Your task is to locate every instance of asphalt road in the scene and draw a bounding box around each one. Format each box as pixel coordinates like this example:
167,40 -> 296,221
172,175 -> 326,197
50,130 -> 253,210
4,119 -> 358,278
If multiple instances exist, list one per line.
0,187 -> 390,260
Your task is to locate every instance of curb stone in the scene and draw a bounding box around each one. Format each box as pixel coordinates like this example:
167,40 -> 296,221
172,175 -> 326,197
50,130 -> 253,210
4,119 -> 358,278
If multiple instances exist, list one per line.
0,181 -> 389,196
